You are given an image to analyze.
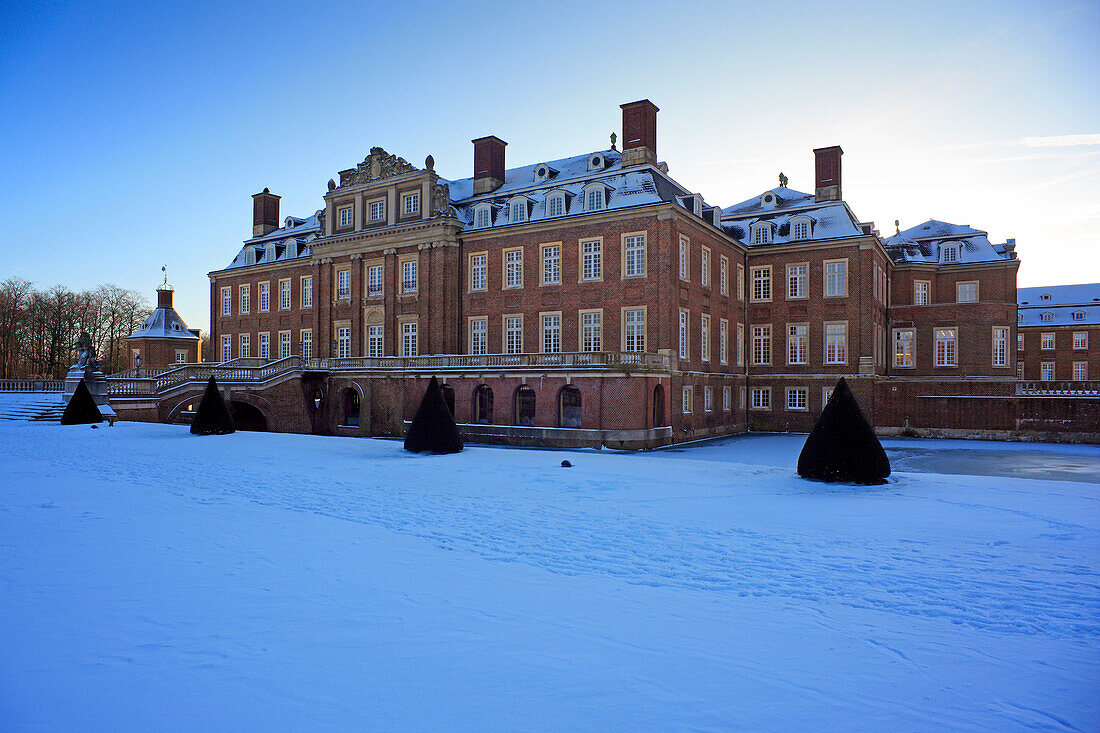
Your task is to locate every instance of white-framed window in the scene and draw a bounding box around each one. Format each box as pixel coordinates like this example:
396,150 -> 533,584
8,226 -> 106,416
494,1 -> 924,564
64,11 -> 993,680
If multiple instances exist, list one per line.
682,385 -> 693,414
220,334 -> 231,361
1041,312 -> 1054,322
751,387 -> 770,410
719,319 -> 728,364
1017,361 -> 1024,379
1074,332 -> 1088,349
679,309 -> 689,360
623,233 -> 646,277
752,324 -> 771,365
470,253 -> 487,291
504,248 -> 523,288
935,328 -> 957,367
679,237 -> 689,280
368,264 -> 384,296
720,256 -> 728,296
1018,333 -> 1025,351
942,244 -> 959,263
704,386 -> 713,412
402,259 -> 417,293
722,386 -> 730,411
737,264 -> 744,300
220,286 -> 231,316
824,322 -> 847,364
474,205 -> 492,228
1073,310 -> 1086,321
787,323 -> 808,365
1041,333 -> 1055,350
239,285 -> 250,314
1073,361 -> 1088,381
581,310 -> 602,352
301,329 -> 313,360
736,323 -> 744,366
541,244 -> 561,285
259,331 -> 271,360
992,327 -> 1009,367
367,326 -> 382,358
402,192 -> 420,216
369,199 -> 385,221
824,260 -> 847,297
893,328 -> 915,368
585,186 -> 605,212
786,387 -> 808,411
700,314 -> 710,362
1041,361 -> 1055,381
510,199 -> 528,223
623,307 -> 645,352
701,246 -> 711,287
279,279 -> 291,310
505,316 -> 523,354
546,193 -> 565,218
751,266 -> 771,301
301,276 -> 313,308
239,333 -> 250,358
581,239 -> 601,281
338,205 -> 353,228
470,318 -> 487,355
336,270 -> 350,299
259,281 -> 270,311
822,386 -> 834,406
279,330 -> 291,359
541,313 -> 561,353
740,387 -> 746,409
791,217 -> 811,240
914,280 -> 929,305
401,321 -> 417,356
787,264 -> 808,299
750,223 -> 771,244
957,281 -> 979,303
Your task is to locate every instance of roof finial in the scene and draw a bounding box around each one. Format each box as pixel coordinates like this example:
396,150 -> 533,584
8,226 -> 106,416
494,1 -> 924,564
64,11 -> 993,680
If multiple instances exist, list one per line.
894,219 -> 900,235
610,131 -> 617,151
778,172 -> 788,188
162,264 -> 168,286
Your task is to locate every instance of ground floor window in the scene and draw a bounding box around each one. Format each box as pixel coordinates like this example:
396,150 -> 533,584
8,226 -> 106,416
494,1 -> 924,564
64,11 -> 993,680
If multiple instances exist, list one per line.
751,387 -> 770,410
723,386 -> 730,411
786,387 -> 808,411
703,386 -> 712,412
682,386 -> 693,414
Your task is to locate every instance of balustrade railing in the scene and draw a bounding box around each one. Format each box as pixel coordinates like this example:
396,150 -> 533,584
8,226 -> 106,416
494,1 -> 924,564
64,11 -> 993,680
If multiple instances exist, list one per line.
1016,381 -> 1100,396
0,379 -> 64,392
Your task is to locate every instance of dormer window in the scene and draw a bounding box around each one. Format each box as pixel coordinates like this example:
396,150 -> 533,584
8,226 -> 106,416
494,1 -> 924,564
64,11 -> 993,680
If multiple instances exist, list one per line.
941,244 -> 959,263
790,216 -> 813,241
760,192 -> 777,210
1041,312 -> 1054,321
587,153 -> 607,171
749,222 -> 772,245
473,204 -> 493,228
546,192 -> 566,218
533,163 -> 557,182
1073,310 -> 1086,320
509,197 -> 530,223
677,194 -> 702,216
583,183 -> 608,212
1041,294 -> 1051,301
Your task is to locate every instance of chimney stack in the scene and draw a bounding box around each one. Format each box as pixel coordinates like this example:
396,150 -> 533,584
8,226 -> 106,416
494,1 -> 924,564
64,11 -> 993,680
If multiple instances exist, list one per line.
472,136 -> 507,195
620,99 -> 659,167
157,287 -> 174,308
813,146 -> 843,202
252,188 -> 281,237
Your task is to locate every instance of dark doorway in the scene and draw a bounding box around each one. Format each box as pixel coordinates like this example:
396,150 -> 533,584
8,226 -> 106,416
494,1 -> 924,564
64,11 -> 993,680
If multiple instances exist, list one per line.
653,384 -> 665,426
231,401 -> 268,432
343,389 -> 360,427
441,384 -> 456,417
514,385 -> 536,426
559,385 -> 582,428
473,385 -> 493,424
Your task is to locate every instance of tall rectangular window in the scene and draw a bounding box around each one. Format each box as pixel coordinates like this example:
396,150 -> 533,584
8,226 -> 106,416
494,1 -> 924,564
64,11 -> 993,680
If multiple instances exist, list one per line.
679,237 -> 689,281
957,281 -> 979,303
894,329 -> 915,367
751,388 -> 770,410
1041,333 -> 1055,350
279,331 -> 291,359
279,279 -> 291,310
1017,361 -> 1023,379
586,188 -> 604,212
581,239 -> 601,281
752,325 -> 771,365
682,386 -> 692,414
403,192 -> 420,216
720,319 -> 728,364
824,260 -> 847,297
301,329 -> 313,360
1074,332 -> 1088,349
623,308 -> 645,352
335,328 -> 349,358
369,200 -> 385,221
787,388 -> 808,411
504,248 -> 523,288
259,282 -> 270,311
825,322 -> 847,364
737,264 -> 744,301
787,264 -> 808,299
737,323 -> 744,366
679,310 -> 689,360
239,285 -> 250,314
301,277 -> 313,308
992,327 -> 1008,367
547,195 -> 564,217
914,281 -> 929,305
751,267 -> 771,301
402,260 -> 417,293
720,256 -> 728,296
542,313 -> 561,353
935,328 -> 957,367
259,332 -> 271,359
1073,362 -> 1088,381
723,386 -> 730,411
367,326 -> 383,358
787,323 -> 808,364
1041,361 -> 1055,381
470,318 -> 487,355
239,333 -> 250,358
511,200 -> 527,223
220,286 -> 231,316
1018,333 -> 1025,351
220,334 -> 231,361
401,321 -> 417,356
541,244 -> 561,285
700,314 -> 710,362
336,270 -> 349,299
581,311 -> 602,352
338,206 -> 352,228
505,316 -> 523,354
624,234 -> 646,277
470,254 -> 487,291
368,265 -> 384,296
475,207 -> 491,228
704,386 -> 712,412
701,246 -> 711,287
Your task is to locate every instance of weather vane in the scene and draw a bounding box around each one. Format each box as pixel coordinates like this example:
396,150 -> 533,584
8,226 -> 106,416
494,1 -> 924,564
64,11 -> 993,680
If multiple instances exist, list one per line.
162,265 -> 168,287
610,131 -> 617,151
894,219 -> 900,235
778,172 -> 788,188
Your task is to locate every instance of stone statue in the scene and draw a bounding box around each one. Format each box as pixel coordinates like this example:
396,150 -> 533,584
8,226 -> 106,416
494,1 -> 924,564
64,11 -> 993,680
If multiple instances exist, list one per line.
74,332 -> 98,369
431,182 -> 455,218
779,172 -> 788,188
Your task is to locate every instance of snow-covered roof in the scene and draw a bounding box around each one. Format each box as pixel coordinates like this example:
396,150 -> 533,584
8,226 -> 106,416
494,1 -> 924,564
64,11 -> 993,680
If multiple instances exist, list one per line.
1018,283 -> 1100,327
722,186 -> 815,215
720,187 -> 865,246
884,220 -> 1017,265
222,211 -> 322,271
128,298 -> 201,341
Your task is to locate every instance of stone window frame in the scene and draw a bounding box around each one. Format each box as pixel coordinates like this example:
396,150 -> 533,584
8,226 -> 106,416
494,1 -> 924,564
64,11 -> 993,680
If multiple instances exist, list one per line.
678,235 -> 690,281
1073,361 -> 1088,381
579,238 -> 603,283
934,327 -> 958,368
786,262 -> 809,300
621,306 -> 647,353
259,280 -> 271,311
540,242 -> 562,286
334,267 -> 350,300
401,191 -> 420,217
398,316 -> 418,357
278,330 -> 292,359
367,197 -> 386,223
621,231 -> 648,279
892,327 -> 916,368
278,278 -> 292,311
737,263 -> 745,301
704,386 -> 713,412
239,284 -> 250,314
258,331 -> 271,360
913,280 -> 930,305
679,308 -> 690,361
540,310 -> 563,354
787,322 -> 809,365
175,349 -> 188,364
473,204 -> 493,228
701,245 -> 711,289
545,192 -> 566,218
220,286 -> 232,316
502,313 -> 524,355
751,323 -> 772,366
333,322 -> 351,359
736,323 -> 745,366
502,247 -> 524,290
366,325 -> 383,358
991,326 -> 1010,368
722,385 -> 730,411
786,387 -> 809,411
1041,332 -> 1055,350
823,258 -> 849,298
336,203 -> 354,231
300,329 -> 313,360
750,387 -> 771,410
956,280 -> 980,304
220,334 -> 232,361
468,251 -> 488,293
1041,361 -> 1055,381
700,313 -> 710,362
1073,331 -> 1088,350
398,255 -> 418,295
579,308 -> 603,353
719,318 -> 728,365
365,261 -> 384,298
468,316 -> 488,356
719,255 -> 729,296
300,276 -> 313,309
824,320 -> 848,365
682,385 -> 693,414
239,332 -> 251,358
750,265 -> 772,303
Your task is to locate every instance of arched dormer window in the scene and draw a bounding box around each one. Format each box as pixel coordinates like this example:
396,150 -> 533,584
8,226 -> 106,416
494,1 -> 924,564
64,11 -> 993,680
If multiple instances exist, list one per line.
545,191 -> 568,218
749,221 -> 773,245
941,244 -> 959,263
1041,312 -> 1054,321
1073,310 -> 1086,321
582,182 -> 610,212
473,203 -> 493,228
508,196 -> 531,224
790,215 -> 814,241
533,163 -> 558,183
587,153 -> 608,172
1040,294 -> 1051,301
760,191 -> 777,210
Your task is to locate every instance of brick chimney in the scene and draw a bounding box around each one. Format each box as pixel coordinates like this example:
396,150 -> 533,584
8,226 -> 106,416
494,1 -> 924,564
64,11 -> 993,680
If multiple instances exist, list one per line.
252,188 -> 281,237
472,136 -> 507,195
157,287 -> 173,308
813,146 -> 843,202
620,99 -> 659,167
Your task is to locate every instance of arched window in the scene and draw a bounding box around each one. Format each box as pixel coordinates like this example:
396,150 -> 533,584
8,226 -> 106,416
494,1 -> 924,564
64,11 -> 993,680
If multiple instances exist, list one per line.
473,385 -> 493,425
559,386 -> 582,428
441,385 -> 456,417
343,389 -> 360,427
514,385 -> 536,426
652,384 -> 665,427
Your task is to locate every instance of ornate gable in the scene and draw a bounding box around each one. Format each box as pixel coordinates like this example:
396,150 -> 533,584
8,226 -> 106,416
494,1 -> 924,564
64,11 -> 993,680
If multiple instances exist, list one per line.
337,147 -> 419,188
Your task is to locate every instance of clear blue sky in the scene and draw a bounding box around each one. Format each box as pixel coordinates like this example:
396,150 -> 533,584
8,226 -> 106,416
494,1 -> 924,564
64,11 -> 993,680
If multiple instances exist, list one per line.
2,0 -> 1097,331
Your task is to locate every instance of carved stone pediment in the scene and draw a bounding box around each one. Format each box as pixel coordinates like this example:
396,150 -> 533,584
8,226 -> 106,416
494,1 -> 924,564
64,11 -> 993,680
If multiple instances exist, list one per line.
338,147 -> 419,188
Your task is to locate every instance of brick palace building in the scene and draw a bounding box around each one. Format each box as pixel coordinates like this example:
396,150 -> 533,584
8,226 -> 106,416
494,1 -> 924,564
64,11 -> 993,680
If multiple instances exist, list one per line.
108,100 -> 1099,445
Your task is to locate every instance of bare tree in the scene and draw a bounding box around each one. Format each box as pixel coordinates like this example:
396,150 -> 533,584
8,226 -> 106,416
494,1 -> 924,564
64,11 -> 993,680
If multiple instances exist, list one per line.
0,278 -> 33,378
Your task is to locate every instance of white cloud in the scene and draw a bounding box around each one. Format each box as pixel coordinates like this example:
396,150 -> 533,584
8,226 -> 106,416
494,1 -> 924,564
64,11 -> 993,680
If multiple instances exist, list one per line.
1020,133 -> 1100,148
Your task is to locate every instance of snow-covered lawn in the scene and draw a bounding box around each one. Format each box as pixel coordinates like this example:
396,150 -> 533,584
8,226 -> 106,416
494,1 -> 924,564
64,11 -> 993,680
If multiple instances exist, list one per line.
1,422 -> 1097,731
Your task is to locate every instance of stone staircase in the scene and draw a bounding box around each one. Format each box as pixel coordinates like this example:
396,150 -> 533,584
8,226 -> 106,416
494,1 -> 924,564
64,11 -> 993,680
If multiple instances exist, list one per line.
0,393 -> 66,422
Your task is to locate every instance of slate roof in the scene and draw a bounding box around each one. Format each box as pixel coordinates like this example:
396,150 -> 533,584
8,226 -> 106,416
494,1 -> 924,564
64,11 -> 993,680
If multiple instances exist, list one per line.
222,212 -> 322,271
884,220 -> 1017,265
1018,283 -> 1100,327
128,294 -> 201,341
719,187 -> 866,245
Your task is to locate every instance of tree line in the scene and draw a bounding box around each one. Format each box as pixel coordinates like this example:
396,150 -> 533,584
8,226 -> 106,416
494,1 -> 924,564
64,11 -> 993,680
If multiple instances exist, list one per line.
0,277 -> 152,379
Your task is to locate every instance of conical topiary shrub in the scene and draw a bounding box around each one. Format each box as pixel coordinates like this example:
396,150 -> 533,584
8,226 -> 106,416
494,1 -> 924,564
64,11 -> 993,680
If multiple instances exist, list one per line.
61,378 -> 103,425
190,376 -> 235,435
797,378 -> 890,484
404,376 -> 463,454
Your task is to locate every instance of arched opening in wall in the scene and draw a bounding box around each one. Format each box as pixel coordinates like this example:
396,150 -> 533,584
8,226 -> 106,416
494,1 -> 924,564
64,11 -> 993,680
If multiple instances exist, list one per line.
514,385 -> 536,426
473,385 -> 493,424
231,401 -> 268,432
343,389 -> 360,427
441,384 -> 456,417
559,385 -> 582,428
311,389 -> 324,411
653,384 -> 665,427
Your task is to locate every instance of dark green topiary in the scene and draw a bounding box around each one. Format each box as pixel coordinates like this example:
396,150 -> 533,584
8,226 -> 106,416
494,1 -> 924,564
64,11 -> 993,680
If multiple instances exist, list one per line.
797,378 -> 890,485
404,376 -> 463,454
190,377 -> 235,435
61,379 -> 103,425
